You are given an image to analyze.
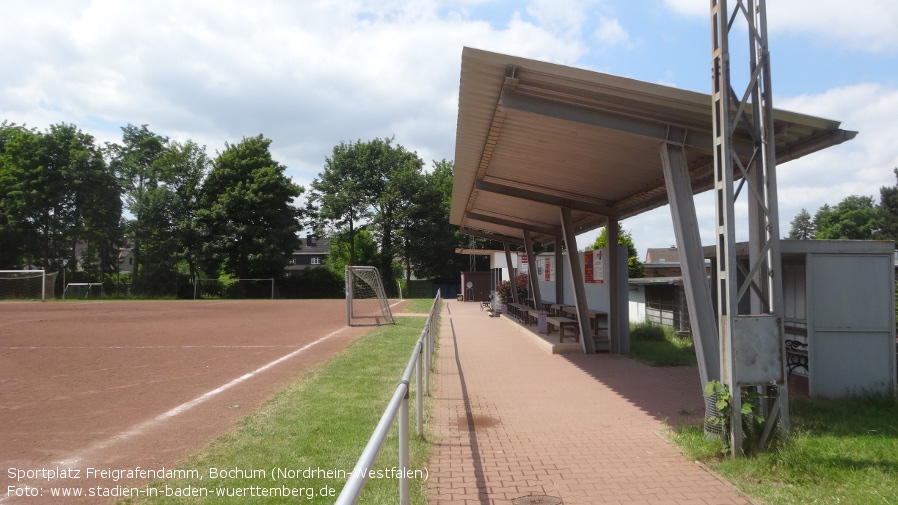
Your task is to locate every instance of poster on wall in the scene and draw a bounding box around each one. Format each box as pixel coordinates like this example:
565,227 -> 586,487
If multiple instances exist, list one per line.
584,250 -> 604,283
544,257 -> 553,281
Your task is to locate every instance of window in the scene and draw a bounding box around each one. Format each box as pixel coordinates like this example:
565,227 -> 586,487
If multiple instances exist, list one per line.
311,257 -> 321,265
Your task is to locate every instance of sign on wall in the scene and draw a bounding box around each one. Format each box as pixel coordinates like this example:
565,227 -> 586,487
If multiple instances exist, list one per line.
584,249 -> 604,283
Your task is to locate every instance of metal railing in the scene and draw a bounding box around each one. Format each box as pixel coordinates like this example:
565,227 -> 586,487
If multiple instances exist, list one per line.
335,291 -> 441,505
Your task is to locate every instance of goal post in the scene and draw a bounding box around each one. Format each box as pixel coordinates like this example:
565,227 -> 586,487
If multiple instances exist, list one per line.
345,266 -> 394,326
0,270 -> 56,301
193,277 -> 276,299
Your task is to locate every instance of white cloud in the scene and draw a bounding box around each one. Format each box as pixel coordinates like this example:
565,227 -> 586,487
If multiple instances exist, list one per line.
594,16 -> 630,47
526,0 -> 591,39
0,0 -> 586,184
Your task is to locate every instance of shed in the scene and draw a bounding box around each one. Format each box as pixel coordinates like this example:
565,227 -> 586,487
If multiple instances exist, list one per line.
705,240 -> 897,398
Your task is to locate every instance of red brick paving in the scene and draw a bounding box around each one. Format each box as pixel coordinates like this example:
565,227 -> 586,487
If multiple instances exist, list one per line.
428,300 -> 753,505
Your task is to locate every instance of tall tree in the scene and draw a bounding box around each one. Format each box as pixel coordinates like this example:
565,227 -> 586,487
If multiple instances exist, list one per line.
0,122 -> 41,268
813,195 -> 879,240
106,124 -> 168,290
0,122 -> 120,278
307,137 -> 423,296
401,159 -> 468,282
788,208 -> 814,239
588,224 -> 645,278
307,140 -> 373,266
878,168 -> 898,242
326,228 -> 380,277
155,139 -> 209,280
197,135 -> 302,280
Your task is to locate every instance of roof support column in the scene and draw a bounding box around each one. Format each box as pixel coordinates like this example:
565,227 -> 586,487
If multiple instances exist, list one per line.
605,218 -> 630,354
660,142 -> 721,386
503,242 -> 519,305
555,236 -> 564,304
522,230 -> 543,309
559,207 -> 596,354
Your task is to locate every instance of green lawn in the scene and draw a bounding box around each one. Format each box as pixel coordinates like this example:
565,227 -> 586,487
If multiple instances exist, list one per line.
671,395 -> 898,504
628,321 -> 697,367
125,316 -> 433,504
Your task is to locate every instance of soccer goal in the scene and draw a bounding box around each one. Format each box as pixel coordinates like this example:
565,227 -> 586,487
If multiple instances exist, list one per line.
0,270 -> 57,301
193,278 -> 275,299
63,282 -> 104,299
345,266 -> 394,326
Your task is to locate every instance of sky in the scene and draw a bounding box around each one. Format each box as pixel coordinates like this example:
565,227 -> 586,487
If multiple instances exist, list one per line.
2,0 -> 897,259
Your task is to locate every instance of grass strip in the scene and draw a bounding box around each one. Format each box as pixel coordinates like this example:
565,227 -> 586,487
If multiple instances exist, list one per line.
671,395 -> 898,504
126,317 -> 431,505
401,298 -> 437,313
628,321 -> 697,367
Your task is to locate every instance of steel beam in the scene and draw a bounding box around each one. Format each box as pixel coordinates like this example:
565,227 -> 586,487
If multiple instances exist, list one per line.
503,242 -> 519,305
467,212 -> 560,238
460,228 -> 525,247
522,230 -> 543,311
559,208 -> 595,353
660,142 -> 720,386
607,220 -> 622,354
555,236 -> 564,304
501,90 -> 758,158
475,180 -> 617,217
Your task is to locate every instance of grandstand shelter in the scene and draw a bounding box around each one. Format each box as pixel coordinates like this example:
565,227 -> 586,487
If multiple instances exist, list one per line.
449,47 -> 856,370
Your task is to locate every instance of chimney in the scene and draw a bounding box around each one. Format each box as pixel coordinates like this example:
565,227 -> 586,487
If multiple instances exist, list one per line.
307,234 -> 314,247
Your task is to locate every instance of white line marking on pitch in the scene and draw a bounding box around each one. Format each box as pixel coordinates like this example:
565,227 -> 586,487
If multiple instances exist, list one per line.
53,326 -> 349,469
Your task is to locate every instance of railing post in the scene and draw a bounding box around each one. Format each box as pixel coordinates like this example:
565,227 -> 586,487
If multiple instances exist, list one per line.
424,321 -> 431,396
416,345 -> 424,436
399,382 -> 410,505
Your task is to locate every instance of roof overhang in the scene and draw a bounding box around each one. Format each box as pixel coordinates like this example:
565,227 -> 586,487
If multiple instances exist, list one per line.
451,47 -> 857,245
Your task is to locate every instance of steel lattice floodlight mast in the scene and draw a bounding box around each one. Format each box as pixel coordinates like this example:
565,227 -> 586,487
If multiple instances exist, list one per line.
710,0 -> 789,456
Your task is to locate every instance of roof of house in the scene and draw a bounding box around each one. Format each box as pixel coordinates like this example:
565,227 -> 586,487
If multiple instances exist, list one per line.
295,237 -> 331,255
645,247 -> 680,264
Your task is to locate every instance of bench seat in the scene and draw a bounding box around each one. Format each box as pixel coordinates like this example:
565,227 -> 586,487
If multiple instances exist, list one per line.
546,316 -> 579,343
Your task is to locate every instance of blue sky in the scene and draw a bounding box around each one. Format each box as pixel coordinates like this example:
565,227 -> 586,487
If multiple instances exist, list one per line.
2,0 -> 896,257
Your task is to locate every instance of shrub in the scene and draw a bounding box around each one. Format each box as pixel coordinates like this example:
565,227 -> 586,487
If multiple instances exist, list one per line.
497,273 -> 529,304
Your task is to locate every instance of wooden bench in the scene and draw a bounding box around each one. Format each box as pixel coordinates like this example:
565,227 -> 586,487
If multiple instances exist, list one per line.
546,316 -> 579,343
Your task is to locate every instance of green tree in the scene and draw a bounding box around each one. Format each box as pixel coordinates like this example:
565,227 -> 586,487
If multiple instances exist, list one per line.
307,140 -> 374,266
0,122 -> 121,279
155,139 -> 209,280
326,228 -> 380,277
788,208 -> 814,240
813,195 -> 878,240
197,135 -> 302,281
878,168 -> 898,242
0,122 -> 41,268
402,159 -> 469,282
307,137 -> 424,296
588,224 -> 645,278
106,124 -> 169,291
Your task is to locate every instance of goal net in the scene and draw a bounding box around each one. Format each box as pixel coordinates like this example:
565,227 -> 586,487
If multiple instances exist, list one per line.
345,266 -> 394,326
193,278 -> 275,299
63,282 -> 104,299
0,270 -> 57,301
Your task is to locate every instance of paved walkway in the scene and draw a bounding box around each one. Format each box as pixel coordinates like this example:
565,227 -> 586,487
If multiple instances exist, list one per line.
428,300 -> 752,505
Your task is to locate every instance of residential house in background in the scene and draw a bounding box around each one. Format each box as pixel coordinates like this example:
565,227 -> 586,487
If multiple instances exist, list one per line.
286,235 -> 331,271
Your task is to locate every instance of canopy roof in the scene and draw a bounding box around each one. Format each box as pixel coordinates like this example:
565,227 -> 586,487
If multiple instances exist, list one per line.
450,47 -> 856,245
